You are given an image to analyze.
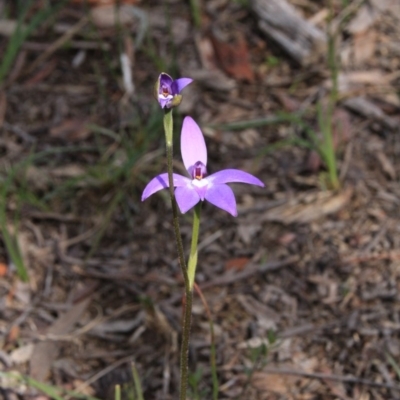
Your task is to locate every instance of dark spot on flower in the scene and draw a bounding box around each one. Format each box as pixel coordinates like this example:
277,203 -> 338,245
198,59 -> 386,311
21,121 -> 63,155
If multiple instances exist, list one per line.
192,161 -> 207,180
161,84 -> 170,97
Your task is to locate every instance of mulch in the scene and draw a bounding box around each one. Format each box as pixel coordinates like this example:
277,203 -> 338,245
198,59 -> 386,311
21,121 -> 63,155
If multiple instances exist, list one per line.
1,0 -> 400,399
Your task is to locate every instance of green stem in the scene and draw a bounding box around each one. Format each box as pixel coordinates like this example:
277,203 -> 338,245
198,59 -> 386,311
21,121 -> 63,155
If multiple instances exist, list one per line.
189,0 -> 201,29
318,102 -> 339,190
188,203 -> 201,289
131,362 -> 144,400
327,0 -> 341,106
163,109 -> 192,400
326,0 -> 340,190
194,283 -> 218,400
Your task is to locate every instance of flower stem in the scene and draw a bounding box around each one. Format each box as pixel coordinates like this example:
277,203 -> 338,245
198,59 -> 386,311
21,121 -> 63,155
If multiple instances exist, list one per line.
194,283 -> 218,399
188,203 -> 201,289
325,0 -> 340,190
163,109 -> 192,400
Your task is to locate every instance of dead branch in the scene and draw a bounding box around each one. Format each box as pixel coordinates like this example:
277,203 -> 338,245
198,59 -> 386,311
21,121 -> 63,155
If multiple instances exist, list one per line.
251,0 -> 326,66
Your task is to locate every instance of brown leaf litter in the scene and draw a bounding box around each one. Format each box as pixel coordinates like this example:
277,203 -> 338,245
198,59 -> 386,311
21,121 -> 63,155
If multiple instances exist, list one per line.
1,0 -> 400,398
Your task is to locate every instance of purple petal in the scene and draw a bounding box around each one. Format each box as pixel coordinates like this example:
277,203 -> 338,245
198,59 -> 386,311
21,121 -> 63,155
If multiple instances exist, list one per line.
159,73 -> 173,89
175,186 -> 200,213
158,97 -> 171,109
208,169 -> 264,187
172,78 -> 193,94
142,173 -> 189,201
205,183 -> 237,216
181,116 -> 207,173
192,178 -> 209,200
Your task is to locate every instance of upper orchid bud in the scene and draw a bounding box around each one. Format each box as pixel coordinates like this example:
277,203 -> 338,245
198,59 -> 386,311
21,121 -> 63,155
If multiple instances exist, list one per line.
154,72 -> 193,109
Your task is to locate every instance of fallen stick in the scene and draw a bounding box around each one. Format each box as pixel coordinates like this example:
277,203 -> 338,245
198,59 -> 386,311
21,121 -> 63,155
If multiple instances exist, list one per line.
261,367 -> 400,392
224,364 -> 400,392
251,0 -> 326,66
201,255 -> 299,290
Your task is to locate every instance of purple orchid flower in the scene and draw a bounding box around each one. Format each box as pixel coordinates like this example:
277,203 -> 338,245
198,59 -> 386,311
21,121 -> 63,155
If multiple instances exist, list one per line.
142,117 -> 264,216
155,72 -> 193,109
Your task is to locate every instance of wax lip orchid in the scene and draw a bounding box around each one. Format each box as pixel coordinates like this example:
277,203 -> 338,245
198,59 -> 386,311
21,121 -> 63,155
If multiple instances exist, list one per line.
142,117 -> 264,216
155,72 -> 193,109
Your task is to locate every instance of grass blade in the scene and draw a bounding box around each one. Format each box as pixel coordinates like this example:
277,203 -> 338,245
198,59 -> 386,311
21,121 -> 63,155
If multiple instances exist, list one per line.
132,362 -> 144,400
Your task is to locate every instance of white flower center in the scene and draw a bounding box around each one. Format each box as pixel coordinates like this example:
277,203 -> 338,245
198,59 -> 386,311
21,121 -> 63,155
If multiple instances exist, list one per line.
159,93 -> 173,100
191,179 -> 208,188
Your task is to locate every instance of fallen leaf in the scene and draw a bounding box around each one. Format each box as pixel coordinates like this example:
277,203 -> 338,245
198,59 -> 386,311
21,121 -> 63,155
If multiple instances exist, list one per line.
251,372 -> 296,395
145,305 -> 174,338
0,20 -> 27,36
338,70 -> 389,92
210,31 -> 254,82
237,337 -> 271,350
224,257 -> 250,272
91,313 -> 144,335
27,166 -> 50,191
348,0 -> 400,33
343,97 -> 397,130
252,0 -> 326,66
50,164 -> 86,178
8,49 -> 27,84
237,222 -> 261,244
24,59 -> 58,87
189,69 -> 236,91
306,150 -> 322,173
278,232 -> 297,246
196,35 -> 217,71
262,187 -> 353,224
347,4 -> 379,34
274,91 -> 301,112
0,262 -> 7,277
71,380 -> 96,396
308,274 -> 339,304
373,93 -> 400,111
308,8 -> 329,25
50,118 -> 91,141
377,151 -> 396,180
320,366 -> 352,400
149,12 -> 189,46
371,0 -> 400,12
13,280 -> 31,305
237,294 -> 279,329
10,343 -> 34,365
71,0 -> 139,4
90,5 -> 138,28
353,30 -> 376,65
7,325 -> 20,343
30,296 -> 92,381
332,108 -> 352,148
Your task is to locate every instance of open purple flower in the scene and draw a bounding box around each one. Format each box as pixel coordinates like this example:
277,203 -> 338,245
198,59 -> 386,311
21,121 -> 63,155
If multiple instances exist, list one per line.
155,72 -> 193,109
142,117 -> 264,216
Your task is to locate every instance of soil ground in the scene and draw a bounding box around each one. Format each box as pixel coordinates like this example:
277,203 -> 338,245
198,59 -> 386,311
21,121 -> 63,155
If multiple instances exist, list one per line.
1,0 -> 400,399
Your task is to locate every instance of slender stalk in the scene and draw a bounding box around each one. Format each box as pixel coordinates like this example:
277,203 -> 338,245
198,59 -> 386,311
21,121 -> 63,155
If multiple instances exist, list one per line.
325,0 -> 340,190
188,203 -> 201,289
194,283 -> 219,400
179,290 -> 193,400
114,385 -> 121,400
131,362 -> 144,400
189,0 -> 201,29
317,103 -> 339,190
163,109 -> 192,400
